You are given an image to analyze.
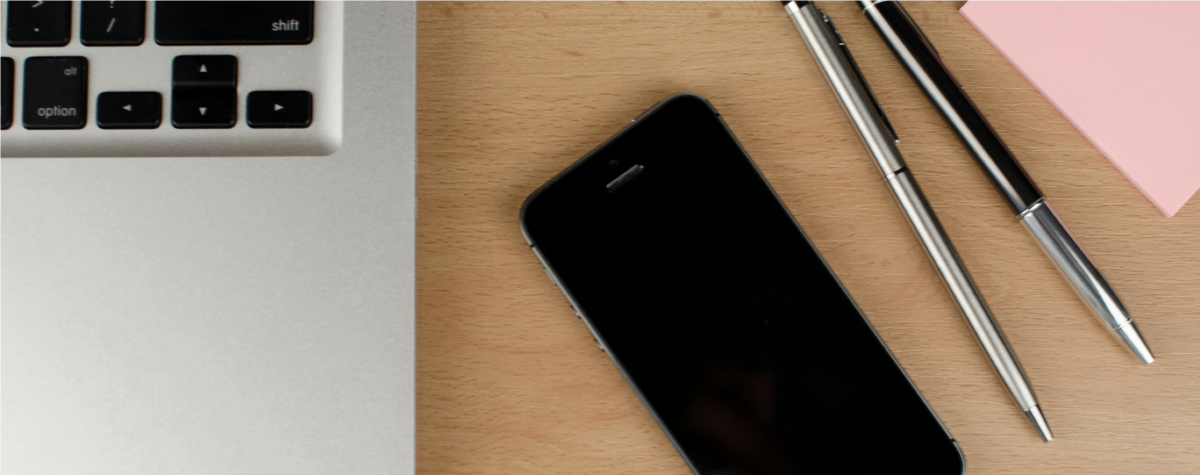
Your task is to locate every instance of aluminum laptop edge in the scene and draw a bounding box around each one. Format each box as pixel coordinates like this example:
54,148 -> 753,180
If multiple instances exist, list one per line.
1,3 -> 416,473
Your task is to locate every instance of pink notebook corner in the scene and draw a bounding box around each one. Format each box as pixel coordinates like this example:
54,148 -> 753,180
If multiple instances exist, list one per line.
960,1 -> 1200,217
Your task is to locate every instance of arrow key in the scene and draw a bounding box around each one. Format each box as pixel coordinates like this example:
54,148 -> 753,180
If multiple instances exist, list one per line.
172,55 -> 237,89
97,92 -> 161,129
247,90 -> 311,128
172,89 -> 235,128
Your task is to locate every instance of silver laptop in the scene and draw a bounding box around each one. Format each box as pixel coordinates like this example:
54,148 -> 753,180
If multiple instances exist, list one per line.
2,2 -> 415,473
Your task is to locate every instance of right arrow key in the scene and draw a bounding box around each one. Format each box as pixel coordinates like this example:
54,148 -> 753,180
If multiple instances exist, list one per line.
247,91 -> 312,129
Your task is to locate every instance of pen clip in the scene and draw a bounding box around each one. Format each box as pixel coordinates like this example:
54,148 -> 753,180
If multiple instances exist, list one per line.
820,11 -> 899,143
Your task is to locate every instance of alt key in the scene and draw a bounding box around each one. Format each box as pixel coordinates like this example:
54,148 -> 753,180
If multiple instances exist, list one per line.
97,92 -> 161,129
23,56 -> 88,130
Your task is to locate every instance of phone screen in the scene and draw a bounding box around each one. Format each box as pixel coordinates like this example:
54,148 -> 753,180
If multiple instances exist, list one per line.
521,95 -> 963,474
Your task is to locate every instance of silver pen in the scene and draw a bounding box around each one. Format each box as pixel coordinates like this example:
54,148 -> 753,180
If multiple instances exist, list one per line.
782,1 -> 1053,442
856,0 -> 1153,365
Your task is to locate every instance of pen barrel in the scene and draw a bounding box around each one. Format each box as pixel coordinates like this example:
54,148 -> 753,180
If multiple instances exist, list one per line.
787,1 -> 906,177
789,1 -> 1040,409
862,0 -> 1043,214
887,171 -> 1040,411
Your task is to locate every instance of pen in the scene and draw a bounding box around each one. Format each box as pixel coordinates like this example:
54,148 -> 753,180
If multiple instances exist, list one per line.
782,0 -> 1053,441
856,0 -> 1153,365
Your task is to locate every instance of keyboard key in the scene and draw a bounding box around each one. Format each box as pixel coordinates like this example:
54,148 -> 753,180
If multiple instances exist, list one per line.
172,55 -> 237,89
81,1 -> 146,46
155,2 -> 314,46
6,1 -> 72,47
247,91 -> 311,128
23,57 -> 87,129
2,58 -> 12,129
97,92 -> 161,129
172,90 -> 236,128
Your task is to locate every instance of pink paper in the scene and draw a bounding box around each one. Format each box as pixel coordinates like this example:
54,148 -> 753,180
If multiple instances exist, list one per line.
960,1 -> 1200,217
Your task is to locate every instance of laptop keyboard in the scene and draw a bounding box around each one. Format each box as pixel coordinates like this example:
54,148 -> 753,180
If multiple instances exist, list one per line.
1,1 -> 343,157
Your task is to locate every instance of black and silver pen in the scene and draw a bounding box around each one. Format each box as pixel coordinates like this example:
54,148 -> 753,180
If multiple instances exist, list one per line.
856,0 -> 1153,365
781,1 -> 1052,441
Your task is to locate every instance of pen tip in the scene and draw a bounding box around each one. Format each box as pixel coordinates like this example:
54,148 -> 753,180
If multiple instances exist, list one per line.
1025,405 -> 1054,442
1115,321 -> 1155,365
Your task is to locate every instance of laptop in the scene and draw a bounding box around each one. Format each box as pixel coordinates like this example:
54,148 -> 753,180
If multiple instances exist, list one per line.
2,2 -> 416,473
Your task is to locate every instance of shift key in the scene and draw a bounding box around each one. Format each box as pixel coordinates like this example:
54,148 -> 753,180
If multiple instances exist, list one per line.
155,2 -> 314,46
24,57 -> 88,129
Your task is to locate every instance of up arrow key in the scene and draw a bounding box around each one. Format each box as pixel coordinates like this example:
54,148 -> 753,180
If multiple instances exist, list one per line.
173,56 -> 236,89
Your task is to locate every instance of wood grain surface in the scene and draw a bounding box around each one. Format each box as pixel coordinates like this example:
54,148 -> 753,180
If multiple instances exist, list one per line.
416,2 -> 1200,473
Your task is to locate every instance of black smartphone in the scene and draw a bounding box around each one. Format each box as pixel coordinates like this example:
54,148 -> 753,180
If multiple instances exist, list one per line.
520,94 -> 964,474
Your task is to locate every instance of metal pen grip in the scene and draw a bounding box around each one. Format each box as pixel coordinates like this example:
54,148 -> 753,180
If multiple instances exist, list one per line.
1020,201 -> 1154,363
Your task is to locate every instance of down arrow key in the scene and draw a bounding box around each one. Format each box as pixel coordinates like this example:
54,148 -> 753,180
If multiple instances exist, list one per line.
170,90 -> 235,129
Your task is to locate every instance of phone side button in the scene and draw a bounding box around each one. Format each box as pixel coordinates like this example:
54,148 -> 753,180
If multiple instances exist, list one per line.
542,267 -> 582,319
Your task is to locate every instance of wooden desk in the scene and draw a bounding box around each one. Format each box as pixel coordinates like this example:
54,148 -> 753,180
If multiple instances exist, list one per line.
417,2 -> 1200,473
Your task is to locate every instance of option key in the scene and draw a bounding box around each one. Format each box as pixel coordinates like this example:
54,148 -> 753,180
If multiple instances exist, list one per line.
23,57 -> 87,130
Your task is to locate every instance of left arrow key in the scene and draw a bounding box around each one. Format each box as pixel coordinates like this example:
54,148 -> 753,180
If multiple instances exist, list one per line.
97,92 -> 161,129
